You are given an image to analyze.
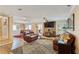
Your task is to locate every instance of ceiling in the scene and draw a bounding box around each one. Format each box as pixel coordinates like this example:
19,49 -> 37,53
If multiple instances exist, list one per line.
0,5 -> 75,23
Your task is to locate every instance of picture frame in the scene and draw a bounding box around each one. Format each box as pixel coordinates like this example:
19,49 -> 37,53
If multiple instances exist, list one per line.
67,13 -> 75,31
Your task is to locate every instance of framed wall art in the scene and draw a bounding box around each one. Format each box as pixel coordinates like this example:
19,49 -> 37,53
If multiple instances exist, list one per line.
67,13 -> 75,31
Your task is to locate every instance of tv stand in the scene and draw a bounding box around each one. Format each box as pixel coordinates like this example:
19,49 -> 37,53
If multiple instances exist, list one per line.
43,21 -> 56,37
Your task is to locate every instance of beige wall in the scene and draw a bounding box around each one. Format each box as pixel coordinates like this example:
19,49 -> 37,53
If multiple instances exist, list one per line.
31,22 -> 44,35
73,6 -> 79,53
20,23 -> 25,30
68,6 -> 79,53
32,23 -> 38,34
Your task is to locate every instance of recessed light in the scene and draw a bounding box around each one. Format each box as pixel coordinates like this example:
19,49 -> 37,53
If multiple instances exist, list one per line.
18,8 -> 22,11
67,5 -> 71,7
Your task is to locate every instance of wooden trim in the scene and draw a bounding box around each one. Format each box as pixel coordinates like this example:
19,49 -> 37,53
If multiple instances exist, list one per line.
0,16 -> 3,41
73,13 -> 75,31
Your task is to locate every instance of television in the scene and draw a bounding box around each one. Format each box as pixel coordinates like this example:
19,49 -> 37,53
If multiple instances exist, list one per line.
44,22 -> 55,27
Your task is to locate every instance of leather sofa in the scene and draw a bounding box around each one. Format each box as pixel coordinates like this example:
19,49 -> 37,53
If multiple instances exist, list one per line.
24,34 -> 38,43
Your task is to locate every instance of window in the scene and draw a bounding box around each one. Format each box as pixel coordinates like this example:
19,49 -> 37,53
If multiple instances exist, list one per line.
25,25 -> 32,30
38,24 -> 42,30
28,25 -> 32,30
13,25 -> 17,31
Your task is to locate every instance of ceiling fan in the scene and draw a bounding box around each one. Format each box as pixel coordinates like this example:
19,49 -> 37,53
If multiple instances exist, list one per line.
43,17 -> 48,22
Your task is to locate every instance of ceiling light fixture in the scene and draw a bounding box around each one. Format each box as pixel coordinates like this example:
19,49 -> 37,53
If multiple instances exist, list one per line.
18,8 -> 22,11
67,5 -> 71,7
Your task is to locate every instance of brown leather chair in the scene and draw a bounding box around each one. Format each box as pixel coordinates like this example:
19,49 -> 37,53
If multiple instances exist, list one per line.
53,33 -> 75,54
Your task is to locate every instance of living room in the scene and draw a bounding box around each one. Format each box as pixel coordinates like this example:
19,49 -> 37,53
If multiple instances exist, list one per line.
0,5 -> 79,54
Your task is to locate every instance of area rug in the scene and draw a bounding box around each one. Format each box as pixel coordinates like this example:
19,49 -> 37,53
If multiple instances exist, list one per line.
12,39 -> 56,54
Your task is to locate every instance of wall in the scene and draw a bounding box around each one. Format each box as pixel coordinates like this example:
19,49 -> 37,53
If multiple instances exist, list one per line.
32,23 -> 38,34
67,6 -> 79,53
73,6 -> 79,53
31,22 -> 44,35
19,23 -> 25,30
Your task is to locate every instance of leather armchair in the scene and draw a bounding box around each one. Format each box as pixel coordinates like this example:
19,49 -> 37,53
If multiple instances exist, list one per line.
53,33 -> 75,54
